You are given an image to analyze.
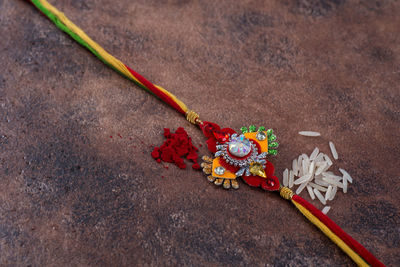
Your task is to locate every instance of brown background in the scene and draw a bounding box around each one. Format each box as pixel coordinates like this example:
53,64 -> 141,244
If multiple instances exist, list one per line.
1,0 -> 399,266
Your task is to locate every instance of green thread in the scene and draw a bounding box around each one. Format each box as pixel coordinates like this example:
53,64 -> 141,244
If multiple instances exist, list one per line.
30,0 -> 152,94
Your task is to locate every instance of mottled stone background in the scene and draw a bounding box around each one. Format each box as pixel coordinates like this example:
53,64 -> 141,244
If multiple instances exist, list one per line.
1,0 -> 399,266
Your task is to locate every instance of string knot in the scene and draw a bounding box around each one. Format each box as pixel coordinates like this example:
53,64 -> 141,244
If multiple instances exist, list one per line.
186,110 -> 202,125
280,186 -> 294,200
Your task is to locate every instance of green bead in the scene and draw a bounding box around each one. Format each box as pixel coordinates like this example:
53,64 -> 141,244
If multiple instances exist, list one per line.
268,134 -> 277,141
269,149 -> 278,156
269,142 -> 279,148
249,125 -> 257,132
258,126 -> 266,132
240,126 -> 248,133
266,129 -> 274,137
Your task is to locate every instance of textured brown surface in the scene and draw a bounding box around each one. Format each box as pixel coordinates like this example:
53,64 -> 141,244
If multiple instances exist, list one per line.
1,0 -> 400,266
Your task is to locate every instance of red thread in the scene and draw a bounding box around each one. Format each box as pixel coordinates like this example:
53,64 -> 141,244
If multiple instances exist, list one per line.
292,195 -> 385,267
124,65 -> 185,114
152,127 -> 200,170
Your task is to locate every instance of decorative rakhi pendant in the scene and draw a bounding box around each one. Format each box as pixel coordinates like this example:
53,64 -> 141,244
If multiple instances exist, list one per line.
200,122 -> 280,191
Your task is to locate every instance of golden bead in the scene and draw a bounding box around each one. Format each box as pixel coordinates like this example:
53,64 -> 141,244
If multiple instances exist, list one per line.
223,179 -> 231,189
207,175 -> 216,182
280,186 -> 294,200
186,110 -> 202,125
231,179 -> 239,189
214,178 -> 223,186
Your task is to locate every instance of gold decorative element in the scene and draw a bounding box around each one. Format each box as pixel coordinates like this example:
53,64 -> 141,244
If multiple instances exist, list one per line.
249,163 -> 266,178
201,162 -> 211,168
280,186 -> 294,200
186,110 -> 202,125
223,179 -> 231,189
231,179 -> 239,189
201,154 -> 240,190
207,175 -> 216,182
201,162 -> 212,175
214,178 -> 224,186
202,155 -> 213,163
202,167 -> 212,175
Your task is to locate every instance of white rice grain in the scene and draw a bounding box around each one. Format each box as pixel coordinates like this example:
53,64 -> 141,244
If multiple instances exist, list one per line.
302,158 -> 309,176
314,178 -> 330,187
321,162 -> 332,173
324,154 -> 333,166
313,188 -> 327,205
310,147 -> 319,160
314,153 -> 324,163
294,174 -> 312,185
322,172 -> 342,181
325,185 -> 333,201
298,165 -> 304,177
289,170 -> 294,188
283,168 -> 289,187
296,182 -> 308,195
292,159 -> 298,176
322,206 -> 331,215
339,168 -> 353,183
307,185 -> 315,200
285,140 -> 352,208
308,161 -> 316,176
315,162 -> 327,175
329,141 -> 339,160
299,131 -> 321,137
298,155 -> 303,169
322,177 -> 344,188
308,182 -> 328,192
329,186 -> 337,201
289,169 -> 294,188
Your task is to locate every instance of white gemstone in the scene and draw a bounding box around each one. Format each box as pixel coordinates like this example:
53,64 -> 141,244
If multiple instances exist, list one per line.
256,131 -> 266,141
228,135 -> 252,158
214,166 -> 225,175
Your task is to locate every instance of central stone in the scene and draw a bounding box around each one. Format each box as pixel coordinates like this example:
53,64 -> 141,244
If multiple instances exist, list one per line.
228,135 -> 251,158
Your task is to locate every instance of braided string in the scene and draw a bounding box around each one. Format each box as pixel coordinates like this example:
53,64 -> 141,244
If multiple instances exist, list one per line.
29,0 -> 200,120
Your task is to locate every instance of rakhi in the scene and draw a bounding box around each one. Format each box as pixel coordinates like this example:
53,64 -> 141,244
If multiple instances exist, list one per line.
28,1 -> 385,266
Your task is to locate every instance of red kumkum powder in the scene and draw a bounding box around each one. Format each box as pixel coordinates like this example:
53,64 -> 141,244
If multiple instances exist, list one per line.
151,127 -> 200,170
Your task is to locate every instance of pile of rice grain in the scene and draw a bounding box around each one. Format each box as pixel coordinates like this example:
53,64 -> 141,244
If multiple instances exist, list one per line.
283,132 -> 353,214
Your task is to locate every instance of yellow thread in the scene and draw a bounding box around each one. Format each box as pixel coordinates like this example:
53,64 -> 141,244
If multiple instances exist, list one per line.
38,0 -> 188,114
292,200 -> 369,267
279,186 -> 294,200
186,110 -> 201,125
